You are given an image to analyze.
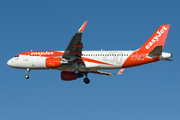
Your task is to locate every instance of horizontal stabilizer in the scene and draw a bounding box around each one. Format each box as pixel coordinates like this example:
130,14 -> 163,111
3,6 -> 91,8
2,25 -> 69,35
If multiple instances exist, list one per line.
148,45 -> 162,56
163,58 -> 172,61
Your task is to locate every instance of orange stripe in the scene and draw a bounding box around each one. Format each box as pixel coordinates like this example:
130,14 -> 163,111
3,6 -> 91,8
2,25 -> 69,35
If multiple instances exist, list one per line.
82,57 -> 114,66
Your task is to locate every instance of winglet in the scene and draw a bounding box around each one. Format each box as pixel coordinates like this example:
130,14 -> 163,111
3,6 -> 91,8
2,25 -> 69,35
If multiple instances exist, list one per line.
118,68 -> 125,74
78,21 -> 88,33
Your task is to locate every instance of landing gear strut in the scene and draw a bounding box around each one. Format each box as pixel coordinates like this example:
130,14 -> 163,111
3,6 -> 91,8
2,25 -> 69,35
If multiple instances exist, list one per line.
25,68 -> 30,79
73,61 -> 80,75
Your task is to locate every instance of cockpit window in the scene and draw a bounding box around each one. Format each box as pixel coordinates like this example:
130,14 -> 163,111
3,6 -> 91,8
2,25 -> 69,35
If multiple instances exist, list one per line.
15,55 -> 19,57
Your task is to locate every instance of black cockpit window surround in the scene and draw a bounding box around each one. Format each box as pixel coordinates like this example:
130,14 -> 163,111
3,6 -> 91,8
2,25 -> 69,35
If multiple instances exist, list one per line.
15,55 -> 19,57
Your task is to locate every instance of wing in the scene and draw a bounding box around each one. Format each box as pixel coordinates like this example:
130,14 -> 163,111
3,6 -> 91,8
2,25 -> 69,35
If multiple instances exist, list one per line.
62,21 -> 88,61
90,69 -> 125,76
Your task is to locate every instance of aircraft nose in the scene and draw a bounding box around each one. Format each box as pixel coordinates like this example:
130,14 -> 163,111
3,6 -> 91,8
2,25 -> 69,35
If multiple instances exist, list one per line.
7,59 -> 13,67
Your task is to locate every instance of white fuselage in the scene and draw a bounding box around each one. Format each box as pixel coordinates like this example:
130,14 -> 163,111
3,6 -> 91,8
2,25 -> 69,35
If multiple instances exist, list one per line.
7,50 -> 134,71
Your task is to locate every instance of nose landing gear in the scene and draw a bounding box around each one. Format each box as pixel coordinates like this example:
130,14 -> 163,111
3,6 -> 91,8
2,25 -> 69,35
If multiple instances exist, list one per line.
25,68 -> 30,79
25,75 -> 29,79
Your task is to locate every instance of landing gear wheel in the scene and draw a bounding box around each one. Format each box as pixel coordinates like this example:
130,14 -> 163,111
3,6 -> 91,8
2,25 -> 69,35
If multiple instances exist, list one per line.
25,75 -> 29,79
74,69 -> 80,75
84,78 -> 90,84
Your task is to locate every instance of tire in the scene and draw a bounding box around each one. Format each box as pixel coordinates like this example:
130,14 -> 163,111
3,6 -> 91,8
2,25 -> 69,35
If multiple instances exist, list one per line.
83,78 -> 90,84
74,69 -> 80,74
25,75 -> 29,79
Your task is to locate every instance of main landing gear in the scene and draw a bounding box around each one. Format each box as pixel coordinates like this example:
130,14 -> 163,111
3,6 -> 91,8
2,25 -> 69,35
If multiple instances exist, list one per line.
74,69 -> 80,75
83,78 -> 90,84
73,62 -> 89,84
25,68 -> 30,79
83,73 -> 90,84
74,70 -> 90,84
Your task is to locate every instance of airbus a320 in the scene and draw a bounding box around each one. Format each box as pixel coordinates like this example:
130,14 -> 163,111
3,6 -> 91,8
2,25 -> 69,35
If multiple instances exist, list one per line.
7,21 -> 172,84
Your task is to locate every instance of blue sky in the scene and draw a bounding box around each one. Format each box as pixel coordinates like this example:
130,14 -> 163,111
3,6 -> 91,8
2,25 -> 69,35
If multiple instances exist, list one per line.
1,0 -> 180,120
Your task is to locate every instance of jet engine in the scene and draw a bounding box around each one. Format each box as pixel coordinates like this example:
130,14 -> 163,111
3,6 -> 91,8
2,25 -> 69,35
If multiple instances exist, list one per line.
61,71 -> 83,81
46,58 -> 62,68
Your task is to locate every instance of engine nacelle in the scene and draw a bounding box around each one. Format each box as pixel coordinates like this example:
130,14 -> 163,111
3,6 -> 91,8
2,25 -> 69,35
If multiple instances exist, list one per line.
61,71 -> 83,81
61,71 -> 76,81
46,58 -> 62,68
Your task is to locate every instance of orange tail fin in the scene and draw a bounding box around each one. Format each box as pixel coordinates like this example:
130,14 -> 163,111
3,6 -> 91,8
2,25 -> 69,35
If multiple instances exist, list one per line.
138,25 -> 170,53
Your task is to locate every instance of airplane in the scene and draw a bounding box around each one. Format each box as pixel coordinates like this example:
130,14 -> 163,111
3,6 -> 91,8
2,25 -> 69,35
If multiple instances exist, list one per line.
7,21 -> 172,84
